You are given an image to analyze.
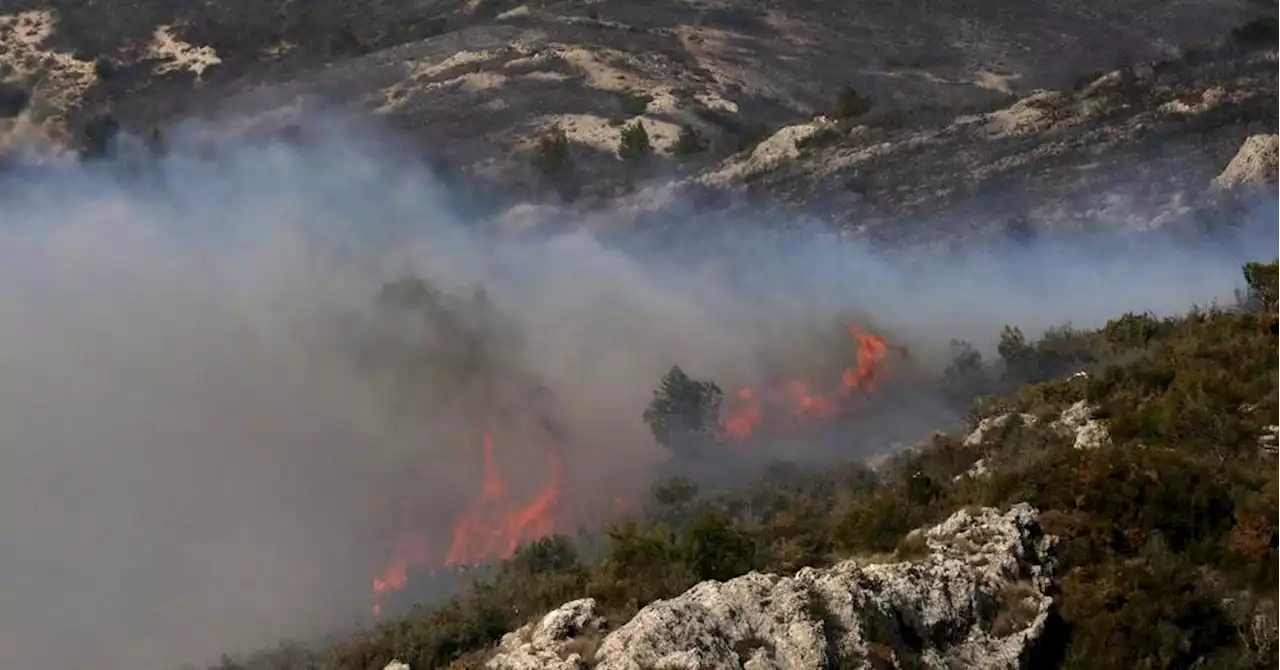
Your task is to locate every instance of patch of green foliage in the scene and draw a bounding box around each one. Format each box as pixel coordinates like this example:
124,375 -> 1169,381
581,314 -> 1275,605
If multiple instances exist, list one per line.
670,125 -> 709,155
203,261 -> 1278,670
616,121 -> 652,162
1231,16 -> 1279,51
618,92 -> 653,117
833,83 -> 873,119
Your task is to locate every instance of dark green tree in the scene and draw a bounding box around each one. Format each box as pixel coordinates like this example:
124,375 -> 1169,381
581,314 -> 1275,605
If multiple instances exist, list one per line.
833,83 -> 873,119
942,338 -> 989,402
617,120 -> 652,161
532,125 -> 573,177
997,325 -> 1036,382
679,511 -> 756,581
1242,260 -> 1278,312
79,113 -> 120,160
642,366 -> 723,454
671,124 -> 708,155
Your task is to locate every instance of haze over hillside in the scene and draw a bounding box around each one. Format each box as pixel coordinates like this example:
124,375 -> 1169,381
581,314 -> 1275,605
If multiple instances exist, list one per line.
0,2 -> 1275,670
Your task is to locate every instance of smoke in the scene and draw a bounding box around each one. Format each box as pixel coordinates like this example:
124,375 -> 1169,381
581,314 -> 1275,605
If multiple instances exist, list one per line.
0,115 -> 1271,670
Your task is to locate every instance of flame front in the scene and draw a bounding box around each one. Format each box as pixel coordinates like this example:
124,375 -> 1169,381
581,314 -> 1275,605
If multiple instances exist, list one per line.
444,430 -> 564,567
370,322 -> 904,616
372,531 -> 429,617
371,428 -> 564,616
721,323 -> 906,441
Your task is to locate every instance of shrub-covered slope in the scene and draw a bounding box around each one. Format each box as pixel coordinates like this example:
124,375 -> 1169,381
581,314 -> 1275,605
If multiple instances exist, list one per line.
209,263 -> 1277,670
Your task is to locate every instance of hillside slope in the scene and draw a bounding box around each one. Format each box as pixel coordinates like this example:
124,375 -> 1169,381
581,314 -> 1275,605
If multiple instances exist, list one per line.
0,0 -> 1267,201
211,261 -> 1278,670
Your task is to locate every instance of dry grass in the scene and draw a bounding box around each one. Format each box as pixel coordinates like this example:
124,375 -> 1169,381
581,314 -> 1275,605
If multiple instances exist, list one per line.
559,627 -> 603,666
991,580 -> 1043,637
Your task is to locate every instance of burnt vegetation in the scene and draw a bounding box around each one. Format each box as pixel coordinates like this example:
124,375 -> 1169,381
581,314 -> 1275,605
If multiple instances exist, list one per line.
206,260 -> 1279,670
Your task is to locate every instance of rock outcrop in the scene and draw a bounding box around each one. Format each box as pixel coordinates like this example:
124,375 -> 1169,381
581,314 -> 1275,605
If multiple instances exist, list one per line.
963,400 -> 1110,453
1213,134 -> 1279,190
1050,400 -> 1111,450
963,412 -> 1038,447
489,504 -> 1056,670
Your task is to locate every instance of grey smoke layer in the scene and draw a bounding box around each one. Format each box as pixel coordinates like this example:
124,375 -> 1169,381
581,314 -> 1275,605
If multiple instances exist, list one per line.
0,121 -> 1271,670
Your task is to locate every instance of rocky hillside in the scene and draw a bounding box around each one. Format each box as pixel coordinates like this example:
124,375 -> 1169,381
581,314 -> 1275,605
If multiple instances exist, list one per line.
0,0 -> 1273,218
0,4 -> 1275,670
212,261 -> 1278,670
691,46 -> 1278,244
486,504 -> 1056,670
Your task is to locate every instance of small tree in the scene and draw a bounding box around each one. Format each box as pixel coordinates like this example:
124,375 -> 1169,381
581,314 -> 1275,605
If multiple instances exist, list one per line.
941,339 -> 990,402
617,120 -> 652,161
0,82 -> 28,119
679,511 -> 756,581
1241,260 -> 1278,312
834,83 -> 873,119
997,325 -> 1036,383
79,113 -> 120,160
532,124 -> 573,178
671,124 -> 708,155
642,366 -> 723,454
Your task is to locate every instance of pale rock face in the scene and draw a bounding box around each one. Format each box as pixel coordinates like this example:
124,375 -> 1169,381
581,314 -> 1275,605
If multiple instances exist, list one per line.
1213,134 -> 1279,190
702,117 -> 839,184
963,413 -> 1039,447
490,598 -> 605,670
489,504 -> 1056,670
1051,400 -> 1111,450
383,661 -> 411,670
1260,425 -> 1278,454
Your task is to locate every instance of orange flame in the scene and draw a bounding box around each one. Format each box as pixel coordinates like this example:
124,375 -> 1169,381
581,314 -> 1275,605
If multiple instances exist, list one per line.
444,430 -> 564,567
371,427 -> 565,616
722,388 -> 761,440
372,531 -> 430,616
369,323 -> 902,615
721,323 -> 906,441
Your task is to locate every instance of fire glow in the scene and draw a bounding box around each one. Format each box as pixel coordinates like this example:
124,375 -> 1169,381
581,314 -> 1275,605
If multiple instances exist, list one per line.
370,430 -> 565,616
369,322 -> 904,616
720,323 -> 907,442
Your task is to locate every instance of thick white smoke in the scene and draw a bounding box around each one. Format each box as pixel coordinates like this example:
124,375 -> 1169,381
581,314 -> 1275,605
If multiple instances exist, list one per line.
0,116 -> 1271,670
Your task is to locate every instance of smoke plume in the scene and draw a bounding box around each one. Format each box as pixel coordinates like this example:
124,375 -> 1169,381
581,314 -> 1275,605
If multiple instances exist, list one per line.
0,115 -> 1271,670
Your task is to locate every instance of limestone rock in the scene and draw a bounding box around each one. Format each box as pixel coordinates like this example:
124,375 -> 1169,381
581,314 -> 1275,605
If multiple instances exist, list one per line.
1051,400 -> 1111,450
383,661 -> 411,670
702,117 -> 839,185
489,504 -> 1056,670
1260,425 -> 1278,453
963,413 -> 1039,447
1213,134 -> 1279,190
489,598 -> 605,670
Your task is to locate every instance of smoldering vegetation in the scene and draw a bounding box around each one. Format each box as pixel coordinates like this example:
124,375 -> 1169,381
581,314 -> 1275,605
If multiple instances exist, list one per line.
0,118 -> 1271,670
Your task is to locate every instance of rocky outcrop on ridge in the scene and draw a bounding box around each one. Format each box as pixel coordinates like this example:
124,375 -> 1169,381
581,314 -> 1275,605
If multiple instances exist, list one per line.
1213,133 -> 1279,190
488,503 -> 1056,670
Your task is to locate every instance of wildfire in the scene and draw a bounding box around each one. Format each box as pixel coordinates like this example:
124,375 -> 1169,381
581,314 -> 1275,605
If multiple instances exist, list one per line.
371,531 -> 429,617
369,322 -> 903,616
720,323 -> 907,441
444,430 -> 564,567
370,428 -> 565,616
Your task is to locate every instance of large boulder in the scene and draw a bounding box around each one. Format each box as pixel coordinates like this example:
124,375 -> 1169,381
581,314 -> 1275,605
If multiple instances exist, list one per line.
490,504 -> 1057,670
1213,134 -> 1279,190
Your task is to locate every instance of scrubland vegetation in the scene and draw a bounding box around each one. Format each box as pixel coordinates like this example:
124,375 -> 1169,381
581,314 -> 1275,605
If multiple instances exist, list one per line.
208,260 -> 1279,670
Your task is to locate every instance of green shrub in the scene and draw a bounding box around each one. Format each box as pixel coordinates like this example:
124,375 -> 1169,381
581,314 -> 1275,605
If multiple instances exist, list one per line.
532,125 -> 573,178
1231,16 -> 1279,51
641,366 -> 723,454
833,83 -> 873,119
671,125 -> 709,155
618,92 -> 653,117
617,121 -> 652,161
205,261 -> 1280,670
